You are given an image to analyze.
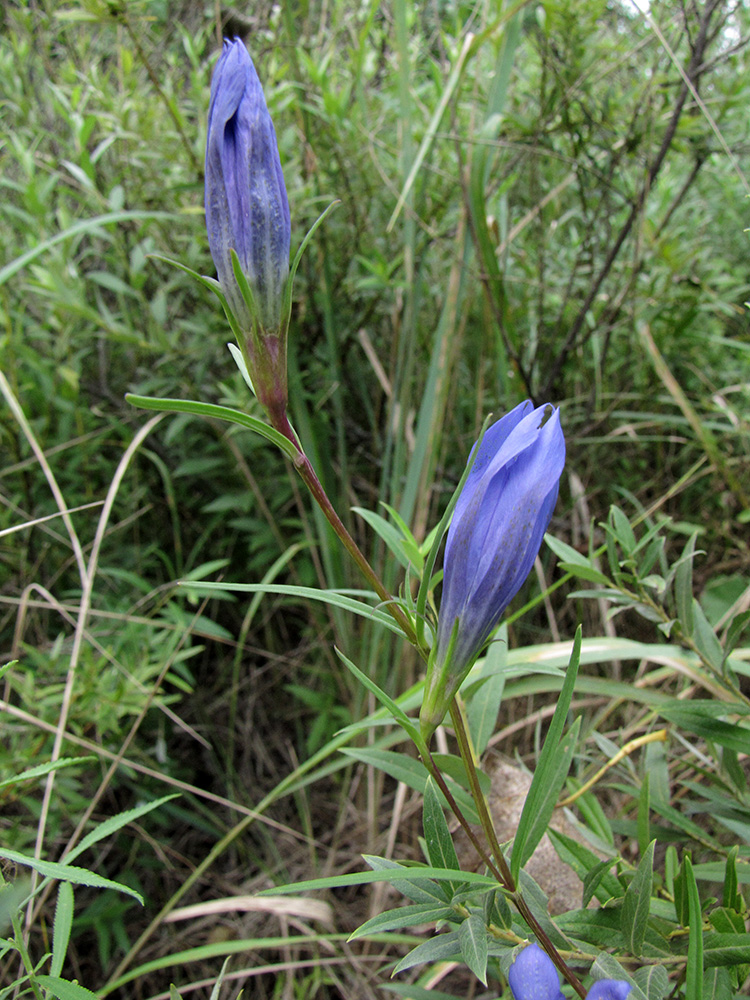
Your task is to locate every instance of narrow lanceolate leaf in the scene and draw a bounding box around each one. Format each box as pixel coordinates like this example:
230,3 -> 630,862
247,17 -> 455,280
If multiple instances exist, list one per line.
458,912 -> 488,985
51,882 -> 74,977
65,794 -> 179,864
722,847 -> 740,911
621,840 -> 655,957
674,532 -> 699,635
0,849 -> 143,903
511,627 -> 582,882
423,777 -> 462,893
336,649 -> 425,753
684,854 -> 704,1000
392,929 -> 461,975
657,706 -> 750,756
363,856 -> 448,906
349,902 -> 456,940
637,773 -> 650,858
260,865 -> 496,896
0,757 -> 93,792
690,599 -> 724,674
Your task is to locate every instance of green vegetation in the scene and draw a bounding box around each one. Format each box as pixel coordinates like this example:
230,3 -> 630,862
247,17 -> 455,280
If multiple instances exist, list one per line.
1,0 -> 749,997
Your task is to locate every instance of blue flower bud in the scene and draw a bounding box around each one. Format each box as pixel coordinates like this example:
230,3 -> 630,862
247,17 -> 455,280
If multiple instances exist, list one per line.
205,38 -> 291,333
420,401 -> 565,737
507,944 -> 633,1000
508,944 -> 565,1000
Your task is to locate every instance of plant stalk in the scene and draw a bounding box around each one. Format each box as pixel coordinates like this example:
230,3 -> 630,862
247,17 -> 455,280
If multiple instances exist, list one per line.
267,404 -> 420,648
449,701 -> 586,998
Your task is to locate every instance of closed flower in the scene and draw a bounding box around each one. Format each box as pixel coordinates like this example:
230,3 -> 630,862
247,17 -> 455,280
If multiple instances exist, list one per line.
205,38 -> 291,333
420,401 -> 565,737
508,944 -> 631,1000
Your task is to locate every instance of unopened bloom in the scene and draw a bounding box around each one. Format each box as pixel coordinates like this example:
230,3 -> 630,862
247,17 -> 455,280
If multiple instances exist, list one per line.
508,944 -> 565,1000
205,38 -> 291,336
507,944 -> 632,1000
420,401 -> 565,737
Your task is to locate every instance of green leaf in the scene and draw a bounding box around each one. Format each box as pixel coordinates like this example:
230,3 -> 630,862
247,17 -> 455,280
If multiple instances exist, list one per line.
674,532 -> 699,634
260,865 -> 496,896
430,753 -> 490,796
701,968 -> 732,1000
703,932 -> 750,967
684,854 -> 704,1000
724,610 -> 750,664
392,929 -> 461,975
621,840 -> 655,956
484,888 -> 512,930
691,599 -> 724,674
192,582 -> 406,638
125,395 -> 300,462
362,856 -> 449,905
458,912 -> 488,986
638,773 -> 650,857
657,706 -> 750,756
65,794 -> 179,864
511,627 -> 582,882
633,964 -> 670,1000
709,907 -> 746,935
0,210 -> 173,286
349,902 -> 456,940
609,506 -> 637,555
545,534 -> 610,584
722,847 -> 741,911
0,849 -> 143,903
335,649 -> 426,753
547,829 -> 623,905
51,882 -> 74,977
35,976 -> 101,1000
0,757 -> 94,792
583,857 -> 623,909
423,778 -> 461,886
352,506 -> 414,572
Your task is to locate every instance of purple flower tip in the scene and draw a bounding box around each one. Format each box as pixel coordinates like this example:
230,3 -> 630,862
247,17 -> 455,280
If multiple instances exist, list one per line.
586,981 -> 632,1000
205,38 -> 291,331
508,944 -> 565,1000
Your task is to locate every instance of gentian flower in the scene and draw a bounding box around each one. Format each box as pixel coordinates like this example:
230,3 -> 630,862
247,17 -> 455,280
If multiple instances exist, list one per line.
205,38 -> 291,414
508,944 -> 565,1000
507,944 -> 632,1000
420,401 -> 565,738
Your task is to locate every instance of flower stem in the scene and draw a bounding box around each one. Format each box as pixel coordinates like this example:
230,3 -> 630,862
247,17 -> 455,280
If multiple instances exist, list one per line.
268,404 -> 420,648
449,701 -> 586,998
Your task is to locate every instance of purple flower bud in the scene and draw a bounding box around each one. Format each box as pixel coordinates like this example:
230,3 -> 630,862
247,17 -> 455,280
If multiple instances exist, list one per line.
586,982 -> 632,1000
205,38 -> 291,332
420,401 -> 565,736
508,944 -> 565,1000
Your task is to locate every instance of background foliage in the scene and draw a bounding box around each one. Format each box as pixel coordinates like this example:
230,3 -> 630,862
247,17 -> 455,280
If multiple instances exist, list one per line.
1,0 -> 749,997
